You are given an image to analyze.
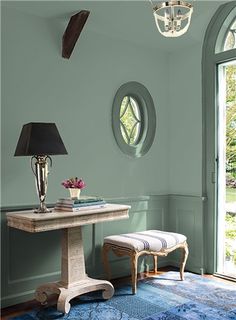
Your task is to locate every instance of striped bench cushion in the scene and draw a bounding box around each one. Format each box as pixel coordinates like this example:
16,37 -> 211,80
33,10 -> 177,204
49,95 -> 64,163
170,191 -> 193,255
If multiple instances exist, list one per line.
104,230 -> 187,252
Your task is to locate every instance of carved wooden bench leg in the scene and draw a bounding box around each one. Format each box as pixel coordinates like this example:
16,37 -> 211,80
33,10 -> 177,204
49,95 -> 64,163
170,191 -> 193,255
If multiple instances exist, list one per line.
153,255 -> 158,273
180,241 -> 189,280
102,243 -> 112,280
130,252 -> 138,294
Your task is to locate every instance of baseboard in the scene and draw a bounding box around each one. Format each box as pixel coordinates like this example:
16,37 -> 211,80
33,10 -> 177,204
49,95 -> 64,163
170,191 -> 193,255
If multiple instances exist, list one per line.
1,290 -> 35,309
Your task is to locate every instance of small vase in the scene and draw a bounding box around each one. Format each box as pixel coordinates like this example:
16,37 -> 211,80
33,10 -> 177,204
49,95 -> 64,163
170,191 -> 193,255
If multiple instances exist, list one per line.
69,188 -> 81,199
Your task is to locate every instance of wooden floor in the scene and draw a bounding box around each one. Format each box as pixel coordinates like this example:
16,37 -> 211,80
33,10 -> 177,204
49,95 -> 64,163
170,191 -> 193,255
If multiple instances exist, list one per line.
1,267 -> 232,320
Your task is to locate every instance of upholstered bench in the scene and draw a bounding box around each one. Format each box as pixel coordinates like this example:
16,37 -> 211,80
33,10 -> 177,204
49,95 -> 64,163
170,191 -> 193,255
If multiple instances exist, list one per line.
102,230 -> 188,294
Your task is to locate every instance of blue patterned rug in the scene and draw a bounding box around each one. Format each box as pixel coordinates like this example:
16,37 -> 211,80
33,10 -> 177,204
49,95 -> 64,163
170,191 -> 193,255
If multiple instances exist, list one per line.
11,271 -> 236,320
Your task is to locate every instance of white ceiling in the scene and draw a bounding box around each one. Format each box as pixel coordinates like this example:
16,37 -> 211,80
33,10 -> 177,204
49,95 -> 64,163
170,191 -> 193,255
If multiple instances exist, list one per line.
2,1 -> 229,52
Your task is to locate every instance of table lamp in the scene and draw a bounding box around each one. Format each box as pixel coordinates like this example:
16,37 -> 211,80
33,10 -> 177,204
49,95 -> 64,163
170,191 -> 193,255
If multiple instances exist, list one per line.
14,122 -> 68,213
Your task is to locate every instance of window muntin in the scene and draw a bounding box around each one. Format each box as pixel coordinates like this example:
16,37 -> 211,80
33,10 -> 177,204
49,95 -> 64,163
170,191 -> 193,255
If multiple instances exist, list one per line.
120,96 -> 141,146
224,19 -> 236,51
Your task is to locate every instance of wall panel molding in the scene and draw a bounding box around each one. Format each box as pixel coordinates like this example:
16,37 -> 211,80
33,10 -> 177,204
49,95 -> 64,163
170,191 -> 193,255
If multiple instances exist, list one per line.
168,194 -> 205,274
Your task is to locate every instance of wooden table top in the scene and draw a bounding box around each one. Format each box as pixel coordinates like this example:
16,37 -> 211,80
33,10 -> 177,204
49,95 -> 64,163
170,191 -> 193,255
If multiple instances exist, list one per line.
6,204 -> 130,233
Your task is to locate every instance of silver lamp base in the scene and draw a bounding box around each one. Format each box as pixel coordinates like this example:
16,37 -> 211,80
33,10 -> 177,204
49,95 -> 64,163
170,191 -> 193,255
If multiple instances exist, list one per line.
31,155 -> 52,214
34,204 -> 52,214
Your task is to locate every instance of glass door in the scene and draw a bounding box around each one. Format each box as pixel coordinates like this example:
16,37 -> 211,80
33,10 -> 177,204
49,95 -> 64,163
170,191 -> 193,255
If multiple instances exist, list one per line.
217,61 -> 236,279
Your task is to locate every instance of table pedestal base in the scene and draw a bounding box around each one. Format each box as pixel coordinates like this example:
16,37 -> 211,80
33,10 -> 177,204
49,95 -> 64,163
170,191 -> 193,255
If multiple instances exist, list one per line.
35,226 -> 114,313
35,277 -> 114,313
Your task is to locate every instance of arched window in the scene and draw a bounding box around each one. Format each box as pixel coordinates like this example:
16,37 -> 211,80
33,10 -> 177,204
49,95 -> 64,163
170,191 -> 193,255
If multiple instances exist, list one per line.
203,2 -> 236,276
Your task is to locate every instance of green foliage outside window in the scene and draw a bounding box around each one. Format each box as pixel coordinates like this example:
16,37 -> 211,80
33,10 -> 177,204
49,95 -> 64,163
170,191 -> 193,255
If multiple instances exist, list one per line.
225,212 -> 236,265
226,65 -> 236,182
225,64 -> 236,268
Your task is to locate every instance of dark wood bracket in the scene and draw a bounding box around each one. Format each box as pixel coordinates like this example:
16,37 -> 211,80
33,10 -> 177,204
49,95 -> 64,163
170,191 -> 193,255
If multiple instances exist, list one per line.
62,10 -> 90,59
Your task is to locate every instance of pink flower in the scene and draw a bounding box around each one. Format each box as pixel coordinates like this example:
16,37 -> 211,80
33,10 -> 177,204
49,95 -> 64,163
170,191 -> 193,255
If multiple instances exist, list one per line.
61,177 -> 86,189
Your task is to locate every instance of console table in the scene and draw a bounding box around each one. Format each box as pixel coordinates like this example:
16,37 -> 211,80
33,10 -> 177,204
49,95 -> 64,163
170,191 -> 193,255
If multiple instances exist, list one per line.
6,204 -> 130,313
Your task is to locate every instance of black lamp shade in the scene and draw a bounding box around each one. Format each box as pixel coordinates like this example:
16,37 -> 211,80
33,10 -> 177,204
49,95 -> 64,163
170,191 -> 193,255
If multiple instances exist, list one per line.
14,122 -> 68,156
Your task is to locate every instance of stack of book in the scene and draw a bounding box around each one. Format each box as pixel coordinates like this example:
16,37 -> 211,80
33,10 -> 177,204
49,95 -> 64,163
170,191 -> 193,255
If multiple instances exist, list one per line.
54,196 -> 107,212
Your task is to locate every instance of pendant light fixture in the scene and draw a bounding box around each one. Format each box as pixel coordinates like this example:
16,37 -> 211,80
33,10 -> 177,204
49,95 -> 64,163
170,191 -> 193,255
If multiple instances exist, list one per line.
150,0 -> 193,37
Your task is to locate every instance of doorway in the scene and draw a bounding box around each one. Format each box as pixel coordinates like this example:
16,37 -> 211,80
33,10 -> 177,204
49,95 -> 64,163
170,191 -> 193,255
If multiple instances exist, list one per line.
217,61 -> 236,279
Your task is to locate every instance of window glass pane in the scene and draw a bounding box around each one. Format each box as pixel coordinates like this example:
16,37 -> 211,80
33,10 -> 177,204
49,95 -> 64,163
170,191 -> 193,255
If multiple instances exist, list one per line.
215,7 -> 236,54
217,62 -> 236,277
224,19 -> 236,51
120,96 -> 141,145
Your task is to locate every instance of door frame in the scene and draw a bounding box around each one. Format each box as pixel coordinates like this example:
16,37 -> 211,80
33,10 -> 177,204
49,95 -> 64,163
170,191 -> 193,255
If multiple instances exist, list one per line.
202,2 -> 236,274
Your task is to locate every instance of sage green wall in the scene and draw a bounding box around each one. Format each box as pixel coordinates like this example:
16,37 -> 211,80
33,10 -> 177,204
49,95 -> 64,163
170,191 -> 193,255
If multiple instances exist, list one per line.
1,1 -> 225,308
168,45 -> 203,196
1,6 -> 169,207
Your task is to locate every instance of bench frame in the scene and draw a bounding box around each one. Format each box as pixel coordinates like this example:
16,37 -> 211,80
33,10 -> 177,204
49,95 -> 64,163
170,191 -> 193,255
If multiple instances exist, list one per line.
102,240 -> 189,294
